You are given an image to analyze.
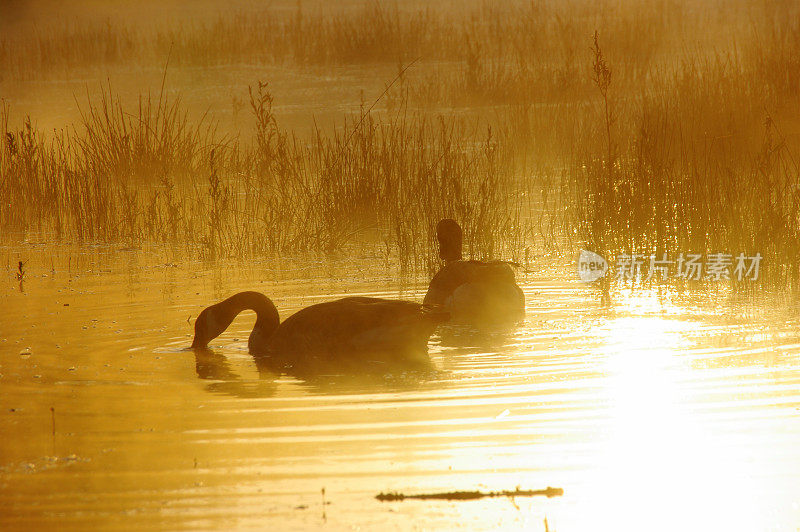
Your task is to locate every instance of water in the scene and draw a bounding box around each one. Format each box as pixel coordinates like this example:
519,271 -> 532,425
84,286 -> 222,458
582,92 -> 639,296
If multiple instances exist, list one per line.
2,244 -> 800,531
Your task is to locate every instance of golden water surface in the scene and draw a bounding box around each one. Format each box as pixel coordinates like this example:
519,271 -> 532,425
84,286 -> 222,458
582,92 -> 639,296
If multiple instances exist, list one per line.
2,245 -> 799,531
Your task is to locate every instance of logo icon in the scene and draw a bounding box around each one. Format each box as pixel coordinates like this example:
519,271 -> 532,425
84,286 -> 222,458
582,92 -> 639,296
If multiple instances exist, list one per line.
578,250 -> 608,283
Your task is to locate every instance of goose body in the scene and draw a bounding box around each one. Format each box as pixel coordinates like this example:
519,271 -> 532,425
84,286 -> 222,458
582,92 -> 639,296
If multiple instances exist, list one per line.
192,292 -> 448,375
424,219 -> 524,325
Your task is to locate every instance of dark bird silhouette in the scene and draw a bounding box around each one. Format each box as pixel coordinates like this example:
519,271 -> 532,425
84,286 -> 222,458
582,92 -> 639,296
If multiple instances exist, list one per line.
424,219 -> 524,326
192,292 -> 449,376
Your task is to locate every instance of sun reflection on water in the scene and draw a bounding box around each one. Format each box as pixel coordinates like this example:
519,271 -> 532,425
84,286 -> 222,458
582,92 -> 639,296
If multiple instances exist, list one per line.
3,252 -> 800,531
580,295 -> 765,531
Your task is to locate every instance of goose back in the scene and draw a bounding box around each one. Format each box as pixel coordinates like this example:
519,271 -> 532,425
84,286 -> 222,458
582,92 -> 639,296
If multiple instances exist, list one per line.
259,297 -> 448,373
193,293 -> 448,376
424,260 -> 524,325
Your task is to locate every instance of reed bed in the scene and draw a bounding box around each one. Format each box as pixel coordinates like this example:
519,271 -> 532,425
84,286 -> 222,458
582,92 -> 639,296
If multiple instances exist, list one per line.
2,0 -> 800,283
563,25 -> 800,286
0,1 -> 766,80
0,83 -> 524,271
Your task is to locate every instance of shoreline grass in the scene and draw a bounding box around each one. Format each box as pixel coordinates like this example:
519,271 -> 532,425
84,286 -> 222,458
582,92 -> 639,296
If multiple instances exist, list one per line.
1,81 -> 526,271
2,0 -> 799,284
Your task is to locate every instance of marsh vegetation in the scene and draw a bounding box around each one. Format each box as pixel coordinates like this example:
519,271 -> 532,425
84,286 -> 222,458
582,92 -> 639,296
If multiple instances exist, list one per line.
3,2 -> 800,531
2,0 -> 798,282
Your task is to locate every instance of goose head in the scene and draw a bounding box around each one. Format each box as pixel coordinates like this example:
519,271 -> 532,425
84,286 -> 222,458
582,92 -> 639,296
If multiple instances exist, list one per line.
191,291 -> 280,351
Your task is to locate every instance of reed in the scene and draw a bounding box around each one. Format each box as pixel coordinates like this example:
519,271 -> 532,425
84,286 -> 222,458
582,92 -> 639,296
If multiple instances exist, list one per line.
566,26 -> 800,285
2,0 -> 799,283
0,1 -> 753,80
1,83 -> 522,270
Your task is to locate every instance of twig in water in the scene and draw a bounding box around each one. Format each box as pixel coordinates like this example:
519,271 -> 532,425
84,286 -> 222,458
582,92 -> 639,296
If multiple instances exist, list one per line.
375,486 -> 563,502
17,261 -> 25,292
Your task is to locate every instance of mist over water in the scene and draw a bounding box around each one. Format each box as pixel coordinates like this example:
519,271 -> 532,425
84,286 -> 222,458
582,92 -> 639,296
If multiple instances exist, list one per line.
2,247 -> 800,530
2,0 -> 800,530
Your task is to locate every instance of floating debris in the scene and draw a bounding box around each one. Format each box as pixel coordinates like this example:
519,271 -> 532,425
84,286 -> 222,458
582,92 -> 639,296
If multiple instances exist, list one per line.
376,486 -> 563,502
0,454 -> 88,475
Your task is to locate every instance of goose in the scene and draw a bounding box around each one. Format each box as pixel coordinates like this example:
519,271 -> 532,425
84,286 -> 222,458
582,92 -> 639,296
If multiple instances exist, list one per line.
424,219 -> 525,325
191,291 -> 449,375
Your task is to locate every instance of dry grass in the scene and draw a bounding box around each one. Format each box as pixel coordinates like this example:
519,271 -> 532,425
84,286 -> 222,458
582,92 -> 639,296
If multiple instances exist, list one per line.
565,24 -> 800,285
2,0 -> 800,283
1,82 -> 524,271
0,1 -> 756,79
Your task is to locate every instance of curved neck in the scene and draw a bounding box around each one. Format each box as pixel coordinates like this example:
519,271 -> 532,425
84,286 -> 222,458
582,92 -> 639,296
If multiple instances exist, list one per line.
440,242 -> 463,263
192,291 -> 280,350
437,219 -> 463,263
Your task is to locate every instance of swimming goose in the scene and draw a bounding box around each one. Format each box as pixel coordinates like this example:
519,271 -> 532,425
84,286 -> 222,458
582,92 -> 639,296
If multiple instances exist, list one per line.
191,291 -> 449,375
424,219 -> 524,325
